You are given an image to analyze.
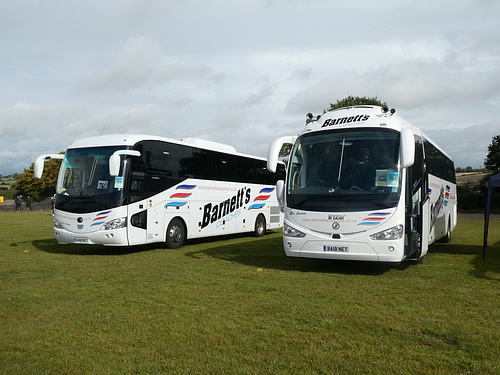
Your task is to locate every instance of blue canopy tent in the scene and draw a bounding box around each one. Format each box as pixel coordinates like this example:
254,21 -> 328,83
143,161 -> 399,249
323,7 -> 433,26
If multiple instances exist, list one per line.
483,173 -> 500,258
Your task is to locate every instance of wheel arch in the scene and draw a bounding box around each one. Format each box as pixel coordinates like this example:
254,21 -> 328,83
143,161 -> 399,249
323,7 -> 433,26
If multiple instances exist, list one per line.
254,213 -> 267,237
165,216 -> 188,249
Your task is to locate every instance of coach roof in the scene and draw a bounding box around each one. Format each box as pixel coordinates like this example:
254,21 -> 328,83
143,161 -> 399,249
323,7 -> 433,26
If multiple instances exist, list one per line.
67,134 -> 237,154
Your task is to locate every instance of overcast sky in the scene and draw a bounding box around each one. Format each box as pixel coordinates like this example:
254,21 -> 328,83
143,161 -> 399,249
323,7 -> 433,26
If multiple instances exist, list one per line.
1,0 -> 499,176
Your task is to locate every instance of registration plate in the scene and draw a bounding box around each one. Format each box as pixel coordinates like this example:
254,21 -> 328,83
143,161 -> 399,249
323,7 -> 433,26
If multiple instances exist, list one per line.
323,245 -> 349,253
73,237 -> 89,244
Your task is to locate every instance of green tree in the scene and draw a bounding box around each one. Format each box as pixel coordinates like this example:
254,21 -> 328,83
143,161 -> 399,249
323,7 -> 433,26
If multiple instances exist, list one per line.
278,143 -> 292,160
325,95 -> 386,112
484,135 -> 500,173
14,155 -> 64,199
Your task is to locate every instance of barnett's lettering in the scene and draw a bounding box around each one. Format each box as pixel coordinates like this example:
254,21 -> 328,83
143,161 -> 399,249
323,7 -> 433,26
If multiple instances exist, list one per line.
322,114 -> 370,128
201,187 -> 251,229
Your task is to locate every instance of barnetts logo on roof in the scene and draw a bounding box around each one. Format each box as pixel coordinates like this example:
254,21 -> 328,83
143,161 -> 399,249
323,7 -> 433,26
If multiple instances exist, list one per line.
322,114 -> 370,128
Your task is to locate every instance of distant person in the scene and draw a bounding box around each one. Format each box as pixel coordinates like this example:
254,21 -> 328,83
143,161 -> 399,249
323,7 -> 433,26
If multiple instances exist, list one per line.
26,195 -> 32,211
15,195 -> 22,211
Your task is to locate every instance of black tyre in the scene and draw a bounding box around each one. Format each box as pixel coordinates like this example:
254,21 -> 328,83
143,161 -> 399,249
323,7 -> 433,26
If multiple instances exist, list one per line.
437,217 -> 452,243
166,218 -> 185,249
254,215 -> 266,237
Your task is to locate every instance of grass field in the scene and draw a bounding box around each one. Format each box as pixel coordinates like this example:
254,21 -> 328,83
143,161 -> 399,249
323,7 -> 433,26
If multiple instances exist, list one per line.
1,211 -> 499,374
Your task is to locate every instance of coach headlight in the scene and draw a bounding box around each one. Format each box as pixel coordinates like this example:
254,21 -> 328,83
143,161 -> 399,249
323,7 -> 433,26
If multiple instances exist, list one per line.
370,224 -> 404,240
101,217 -> 127,231
283,223 -> 306,238
53,218 -> 64,229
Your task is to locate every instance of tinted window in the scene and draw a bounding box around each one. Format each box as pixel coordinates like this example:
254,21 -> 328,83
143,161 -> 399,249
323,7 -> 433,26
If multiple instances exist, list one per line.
235,156 -> 256,183
182,148 -> 211,179
410,136 -> 424,193
55,146 -> 126,213
128,140 -> 285,202
129,141 -> 186,201
212,152 -> 236,182
286,128 -> 401,212
424,139 -> 456,183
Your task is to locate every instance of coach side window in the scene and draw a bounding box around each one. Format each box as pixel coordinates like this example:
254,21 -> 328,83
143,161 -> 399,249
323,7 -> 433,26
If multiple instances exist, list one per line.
129,141 -> 185,200
182,148 -> 212,179
235,156 -> 255,183
424,139 -> 455,183
212,152 -> 236,182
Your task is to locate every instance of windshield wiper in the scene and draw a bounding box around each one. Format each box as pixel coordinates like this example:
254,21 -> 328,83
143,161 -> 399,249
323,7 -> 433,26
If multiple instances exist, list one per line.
289,195 -> 396,210
55,195 -> 72,209
288,196 -> 325,208
354,198 -> 395,208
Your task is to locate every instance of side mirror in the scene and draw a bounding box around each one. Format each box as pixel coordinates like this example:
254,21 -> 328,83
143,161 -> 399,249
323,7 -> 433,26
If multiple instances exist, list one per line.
34,154 -> 64,179
276,180 -> 285,209
109,150 -> 141,177
400,128 -> 415,168
267,136 -> 296,173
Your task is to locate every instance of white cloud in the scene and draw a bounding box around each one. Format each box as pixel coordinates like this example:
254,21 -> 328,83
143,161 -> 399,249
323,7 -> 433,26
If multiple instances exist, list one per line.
78,37 -> 220,92
65,104 -> 165,137
243,76 -> 274,106
0,102 -> 84,140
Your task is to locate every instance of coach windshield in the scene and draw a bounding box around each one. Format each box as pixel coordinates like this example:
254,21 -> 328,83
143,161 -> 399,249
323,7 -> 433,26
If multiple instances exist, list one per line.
287,128 -> 401,212
55,146 -> 128,213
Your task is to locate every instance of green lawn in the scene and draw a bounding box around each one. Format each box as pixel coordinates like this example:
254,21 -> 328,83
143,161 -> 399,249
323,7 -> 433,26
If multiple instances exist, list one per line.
1,211 -> 499,374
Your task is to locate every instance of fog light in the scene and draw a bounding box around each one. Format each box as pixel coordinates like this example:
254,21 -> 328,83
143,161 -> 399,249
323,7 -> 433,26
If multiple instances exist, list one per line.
388,246 -> 395,252
286,242 -> 292,248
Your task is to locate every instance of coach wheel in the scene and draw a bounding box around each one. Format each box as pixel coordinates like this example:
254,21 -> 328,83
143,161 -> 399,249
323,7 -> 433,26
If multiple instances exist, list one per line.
437,217 -> 452,244
254,215 -> 266,237
166,218 -> 185,249
444,218 -> 452,243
